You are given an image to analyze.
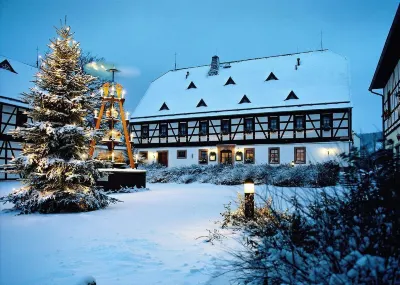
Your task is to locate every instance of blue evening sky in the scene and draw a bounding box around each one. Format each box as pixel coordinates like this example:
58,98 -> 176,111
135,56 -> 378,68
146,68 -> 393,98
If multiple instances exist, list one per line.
0,0 -> 398,132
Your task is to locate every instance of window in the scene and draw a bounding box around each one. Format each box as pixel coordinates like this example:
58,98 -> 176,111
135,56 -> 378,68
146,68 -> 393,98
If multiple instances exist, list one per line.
269,117 -> 278,131
244,148 -> 255,164
139,151 -> 148,160
197,99 -> 207,107
224,77 -> 236,85
141,125 -> 149,138
269,148 -> 280,164
294,147 -> 306,164
322,114 -> 332,130
220,150 -> 233,164
177,150 -> 187,159
187,81 -> 197,89
244,118 -> 254,133
179,122 -> 187,136
16,110 -> 28,127
266,72 -> 278,81
221,119 -> 230,134
239,95 -> 251,104
285,91 -> 299,100
295,116 -> 304,130
199,121 -> 208,135
159,102 -> 169,111
160,123 -> 168,137
199,149 -> 208,164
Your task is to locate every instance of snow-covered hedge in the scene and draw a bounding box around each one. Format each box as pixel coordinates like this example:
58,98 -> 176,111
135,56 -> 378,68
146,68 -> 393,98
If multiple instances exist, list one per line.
142,161 -> 340,187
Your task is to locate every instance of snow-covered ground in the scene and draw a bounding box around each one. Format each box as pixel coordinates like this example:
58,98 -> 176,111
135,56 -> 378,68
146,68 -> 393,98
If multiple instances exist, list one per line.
0,182 -> 246,285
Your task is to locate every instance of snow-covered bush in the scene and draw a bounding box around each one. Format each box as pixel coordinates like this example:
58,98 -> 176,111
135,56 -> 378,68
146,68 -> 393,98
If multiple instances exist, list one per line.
142,161 -> 339,187
213,150 -> 400,284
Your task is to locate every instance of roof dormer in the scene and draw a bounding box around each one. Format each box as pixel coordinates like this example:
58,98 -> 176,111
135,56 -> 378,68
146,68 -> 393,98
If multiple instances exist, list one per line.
159,102 -> 170,111
196,99 -> 207,107
224,77 -> 236,86
187,81 -> 197,89
239,95 -> 251,104
285,91 -> 299,101
266,72 -> 278,81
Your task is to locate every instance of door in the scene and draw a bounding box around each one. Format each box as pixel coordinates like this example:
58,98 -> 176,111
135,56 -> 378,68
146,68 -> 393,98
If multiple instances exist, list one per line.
220,150 -> 232,165
157,151 -> 168,167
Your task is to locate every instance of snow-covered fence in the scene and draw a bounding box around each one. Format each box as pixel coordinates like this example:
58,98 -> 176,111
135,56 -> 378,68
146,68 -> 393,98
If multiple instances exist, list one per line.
142,161 -> 340,187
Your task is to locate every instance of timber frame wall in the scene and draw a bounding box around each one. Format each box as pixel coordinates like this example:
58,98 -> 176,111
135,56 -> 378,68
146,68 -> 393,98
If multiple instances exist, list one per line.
0,100 -> 30,180
130,107 -> 352,148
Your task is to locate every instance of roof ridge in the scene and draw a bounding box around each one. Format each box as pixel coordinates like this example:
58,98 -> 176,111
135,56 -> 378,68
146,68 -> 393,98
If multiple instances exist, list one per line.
0,55 -> 37,68
170,49 -> 328,72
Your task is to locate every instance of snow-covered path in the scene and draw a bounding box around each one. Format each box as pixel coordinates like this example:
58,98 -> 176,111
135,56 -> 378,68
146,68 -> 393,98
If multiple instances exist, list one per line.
0,182 -> 243,285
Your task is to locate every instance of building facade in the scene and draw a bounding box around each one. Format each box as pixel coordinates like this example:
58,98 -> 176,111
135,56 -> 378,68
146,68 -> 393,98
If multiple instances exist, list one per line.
369,4 -> 400,156
130,50 -> 353,167
0,57 -> 36,180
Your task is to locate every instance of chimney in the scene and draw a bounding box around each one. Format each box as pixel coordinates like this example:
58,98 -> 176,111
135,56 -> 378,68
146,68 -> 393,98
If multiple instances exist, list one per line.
297,58 -> 300,66
208,55 -> 219,76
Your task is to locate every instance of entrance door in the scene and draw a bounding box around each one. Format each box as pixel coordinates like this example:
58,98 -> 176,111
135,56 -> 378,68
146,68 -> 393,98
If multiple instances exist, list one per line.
220,150 -> 232,165
158,151 -> 168,167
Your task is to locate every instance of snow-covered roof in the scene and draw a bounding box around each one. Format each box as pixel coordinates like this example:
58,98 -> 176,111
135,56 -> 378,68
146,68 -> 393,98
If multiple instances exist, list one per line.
131,50 -> 351,122
0,56 -> 37,106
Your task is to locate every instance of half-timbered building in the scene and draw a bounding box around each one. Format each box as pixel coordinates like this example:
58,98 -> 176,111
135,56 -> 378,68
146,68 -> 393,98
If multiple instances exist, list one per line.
369,4 -> 400,156
0,57 -> 36,180
130,50 -> 353,167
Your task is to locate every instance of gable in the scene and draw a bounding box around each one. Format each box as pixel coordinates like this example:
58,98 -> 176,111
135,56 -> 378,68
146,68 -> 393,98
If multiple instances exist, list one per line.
0,60 -> 17,74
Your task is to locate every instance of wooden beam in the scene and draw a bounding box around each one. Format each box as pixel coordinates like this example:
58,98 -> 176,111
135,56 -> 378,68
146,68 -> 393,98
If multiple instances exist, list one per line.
118,100 -> 135,169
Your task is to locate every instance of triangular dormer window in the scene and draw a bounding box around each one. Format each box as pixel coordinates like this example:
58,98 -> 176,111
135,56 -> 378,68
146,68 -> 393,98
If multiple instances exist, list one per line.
224,77 -> 236,86
266,72 -> 278,81
159,102 -> 170,111
285,91 -> 299,101
187,81 -> 197,89
196,99 -> 207,107
239,95 -> 251,104
0,60 -> 17,74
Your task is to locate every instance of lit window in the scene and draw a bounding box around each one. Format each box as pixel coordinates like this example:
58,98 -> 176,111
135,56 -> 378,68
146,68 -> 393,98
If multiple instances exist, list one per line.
269,148 -> 280,164
244,148 -> 255,164
295,147 -> 306,164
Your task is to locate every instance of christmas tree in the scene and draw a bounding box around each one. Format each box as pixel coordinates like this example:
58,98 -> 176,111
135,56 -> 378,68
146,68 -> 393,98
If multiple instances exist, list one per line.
1,25 -> 118,214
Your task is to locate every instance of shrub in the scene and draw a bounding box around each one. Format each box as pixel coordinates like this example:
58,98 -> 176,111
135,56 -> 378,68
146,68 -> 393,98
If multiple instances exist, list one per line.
142,161 -> 340,187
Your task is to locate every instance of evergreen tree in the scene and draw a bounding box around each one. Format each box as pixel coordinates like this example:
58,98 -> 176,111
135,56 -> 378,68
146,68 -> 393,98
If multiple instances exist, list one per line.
1,25 -> 118,214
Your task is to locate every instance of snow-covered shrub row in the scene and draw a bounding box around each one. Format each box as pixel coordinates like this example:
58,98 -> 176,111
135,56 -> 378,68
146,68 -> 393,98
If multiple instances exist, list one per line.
214,149 -> 400,284
142,161 -> 340,187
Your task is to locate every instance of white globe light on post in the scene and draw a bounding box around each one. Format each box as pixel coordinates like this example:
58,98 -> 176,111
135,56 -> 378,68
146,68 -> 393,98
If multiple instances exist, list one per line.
244,178 -> 255,218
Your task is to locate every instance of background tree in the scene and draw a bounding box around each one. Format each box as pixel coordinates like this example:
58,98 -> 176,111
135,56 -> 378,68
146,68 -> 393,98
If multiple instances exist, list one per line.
0,25 -> 117,214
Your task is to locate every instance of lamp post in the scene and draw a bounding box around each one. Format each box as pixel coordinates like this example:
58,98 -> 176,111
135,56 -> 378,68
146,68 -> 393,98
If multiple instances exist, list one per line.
244,178 -> 255,219
291,161 -> 295,167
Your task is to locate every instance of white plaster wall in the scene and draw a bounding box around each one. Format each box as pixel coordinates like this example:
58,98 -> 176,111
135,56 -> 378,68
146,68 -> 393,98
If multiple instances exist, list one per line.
138,141 -> 351,167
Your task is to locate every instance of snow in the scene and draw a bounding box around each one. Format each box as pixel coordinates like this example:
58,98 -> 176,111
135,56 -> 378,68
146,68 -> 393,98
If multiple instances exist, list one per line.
131,50 -> 351,122
0,56 -> 37,101
0,181 -> 245,285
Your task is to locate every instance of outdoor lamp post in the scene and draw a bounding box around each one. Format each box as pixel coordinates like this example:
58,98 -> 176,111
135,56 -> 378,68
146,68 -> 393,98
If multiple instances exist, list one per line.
291,161 -> 295,167
244,178 -> 255,218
